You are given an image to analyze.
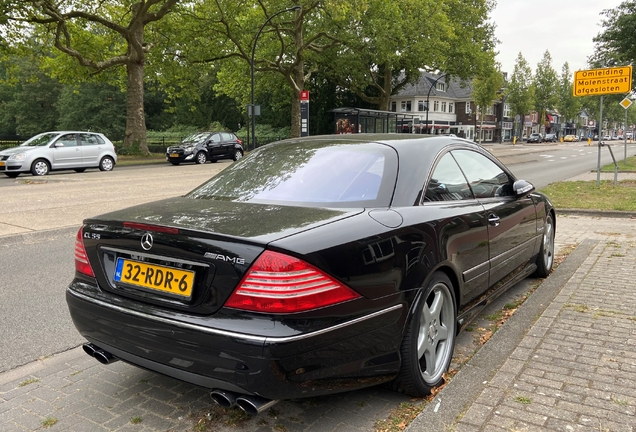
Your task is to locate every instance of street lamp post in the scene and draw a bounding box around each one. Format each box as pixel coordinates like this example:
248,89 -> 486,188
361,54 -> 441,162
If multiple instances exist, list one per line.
250,5 -> 301,151
425,73 -> 447,134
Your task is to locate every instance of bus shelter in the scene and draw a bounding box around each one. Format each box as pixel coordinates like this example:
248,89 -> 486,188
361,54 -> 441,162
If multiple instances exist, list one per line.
330,107 -> 416,134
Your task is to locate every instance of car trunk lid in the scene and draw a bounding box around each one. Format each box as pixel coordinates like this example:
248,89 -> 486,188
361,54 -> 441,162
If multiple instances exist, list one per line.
81,197 -> 363,314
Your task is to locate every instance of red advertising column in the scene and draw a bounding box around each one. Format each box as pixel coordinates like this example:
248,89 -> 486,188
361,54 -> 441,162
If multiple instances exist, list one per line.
300,90 -> 309,137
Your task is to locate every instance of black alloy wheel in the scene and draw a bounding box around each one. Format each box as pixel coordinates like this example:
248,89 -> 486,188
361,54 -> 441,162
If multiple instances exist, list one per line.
391,272 -> 457,397
534,213 -> 555,277
195,151 -> 207,164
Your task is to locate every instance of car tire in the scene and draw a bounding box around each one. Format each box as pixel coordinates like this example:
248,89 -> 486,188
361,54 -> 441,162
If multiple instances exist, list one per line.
534,213 -> 555,277
99,156 -> 115,172
195,151 -> 207,164
210,159 -> 218,163
4,172 -> 19,178
233,150 -> 243,162
31,159 -> 50,176
169,161 -> 180,165
391,272 -> 457,397
74,168 -> 86,173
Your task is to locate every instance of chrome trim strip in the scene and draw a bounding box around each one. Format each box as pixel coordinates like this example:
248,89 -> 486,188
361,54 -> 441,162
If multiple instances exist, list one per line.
101,246 -> 209,268
67,288 -> 403,344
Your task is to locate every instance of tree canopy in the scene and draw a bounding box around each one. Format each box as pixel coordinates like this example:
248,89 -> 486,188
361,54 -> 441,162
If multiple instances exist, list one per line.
532,50 -> 558,133
506,53 -> 534,138
2,0 -> 180,153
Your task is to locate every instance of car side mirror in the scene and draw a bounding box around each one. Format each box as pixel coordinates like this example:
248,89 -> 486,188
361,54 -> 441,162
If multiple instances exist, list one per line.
513,180 -> 535,198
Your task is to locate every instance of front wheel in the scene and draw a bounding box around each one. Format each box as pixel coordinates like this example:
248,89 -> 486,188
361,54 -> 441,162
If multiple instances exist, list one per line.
195,151 -> 207,164
99,156 -> 114,171
31,159 -> 50,176
534,213 -> 555,277
74,168 -> 86,173
4,172 -> 19,178
391,272 -> 456,397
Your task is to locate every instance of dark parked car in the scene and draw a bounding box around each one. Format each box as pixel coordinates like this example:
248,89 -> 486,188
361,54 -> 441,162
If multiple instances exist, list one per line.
68,135 -> 555,415
527,133 -> 543,143
543,133 -> 557,142
166,132 -> 243,165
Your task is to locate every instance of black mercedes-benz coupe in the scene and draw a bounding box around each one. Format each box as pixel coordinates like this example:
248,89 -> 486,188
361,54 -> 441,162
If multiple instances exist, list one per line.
67,134 -> 555,415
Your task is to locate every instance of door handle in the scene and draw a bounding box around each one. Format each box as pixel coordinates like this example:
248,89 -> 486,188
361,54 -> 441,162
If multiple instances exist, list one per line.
488,214 -> 500,226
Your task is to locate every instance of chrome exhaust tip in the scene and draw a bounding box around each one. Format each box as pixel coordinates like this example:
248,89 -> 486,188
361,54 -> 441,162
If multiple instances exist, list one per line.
235,395 -> 279,416
93,349 -> 119,365
209,389 -> 239,408
82,343 -> 100,357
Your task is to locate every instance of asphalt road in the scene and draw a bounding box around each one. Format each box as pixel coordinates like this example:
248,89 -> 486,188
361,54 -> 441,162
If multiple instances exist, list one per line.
499,142 -> 636,188
0,232 -> 79,372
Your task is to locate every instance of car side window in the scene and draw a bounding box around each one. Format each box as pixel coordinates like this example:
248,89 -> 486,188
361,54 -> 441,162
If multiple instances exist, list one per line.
211,134 -> 222,143
221,133 -> 234,141
56,134 -> 77,147
80,134 -> 100,146
424,153 -> 473,202
451,150 -> 514,199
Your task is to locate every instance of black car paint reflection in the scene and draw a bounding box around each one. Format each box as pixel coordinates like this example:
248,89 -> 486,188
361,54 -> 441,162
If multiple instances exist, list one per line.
67,134 -> 555,403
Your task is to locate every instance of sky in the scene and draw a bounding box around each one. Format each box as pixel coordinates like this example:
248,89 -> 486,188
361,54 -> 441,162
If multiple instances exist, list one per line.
490,0 -> 624,76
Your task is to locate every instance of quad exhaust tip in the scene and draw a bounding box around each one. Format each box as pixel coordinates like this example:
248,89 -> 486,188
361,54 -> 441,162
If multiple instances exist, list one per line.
210,389 -> 278,415
82,343 -> 119,365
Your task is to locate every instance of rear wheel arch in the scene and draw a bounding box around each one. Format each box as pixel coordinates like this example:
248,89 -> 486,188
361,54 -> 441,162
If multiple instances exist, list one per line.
429,265 -> 461,315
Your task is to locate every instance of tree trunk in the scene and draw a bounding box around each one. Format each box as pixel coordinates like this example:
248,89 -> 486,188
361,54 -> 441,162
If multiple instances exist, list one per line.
124,15 -> 148,155
377,67 -> 393,111
290,84 -> 301,138
124,61 -> 148,154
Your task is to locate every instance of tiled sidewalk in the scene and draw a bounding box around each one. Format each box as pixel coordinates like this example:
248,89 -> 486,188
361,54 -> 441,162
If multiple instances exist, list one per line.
408,214 -> 636,432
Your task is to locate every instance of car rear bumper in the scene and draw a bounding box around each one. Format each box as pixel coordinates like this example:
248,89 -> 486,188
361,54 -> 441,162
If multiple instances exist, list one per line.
66,285 -> 405,400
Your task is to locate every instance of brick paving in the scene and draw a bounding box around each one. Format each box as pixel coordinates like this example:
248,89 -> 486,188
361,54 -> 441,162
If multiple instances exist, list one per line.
449,213 -> 636,432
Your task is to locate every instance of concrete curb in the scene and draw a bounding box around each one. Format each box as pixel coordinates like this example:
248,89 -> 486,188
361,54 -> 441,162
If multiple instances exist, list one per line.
405,239 -> 599,431
557,208 -> 636,219
0,226 -> 79,246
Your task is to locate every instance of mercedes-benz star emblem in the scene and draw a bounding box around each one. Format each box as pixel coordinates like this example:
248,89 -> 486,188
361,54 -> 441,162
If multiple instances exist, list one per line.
141,233 -> 153,251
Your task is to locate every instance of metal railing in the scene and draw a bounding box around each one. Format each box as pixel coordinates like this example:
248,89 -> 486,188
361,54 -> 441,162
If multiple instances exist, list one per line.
598,141 -> 619,186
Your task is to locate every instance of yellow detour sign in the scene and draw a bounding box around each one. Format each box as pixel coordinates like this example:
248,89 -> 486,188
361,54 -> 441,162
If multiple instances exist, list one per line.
573,66 -> 632,96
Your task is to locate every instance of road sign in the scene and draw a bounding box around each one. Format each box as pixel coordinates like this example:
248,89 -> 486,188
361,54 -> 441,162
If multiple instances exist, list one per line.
620,97 -> 633,109
573,66 -> 632,97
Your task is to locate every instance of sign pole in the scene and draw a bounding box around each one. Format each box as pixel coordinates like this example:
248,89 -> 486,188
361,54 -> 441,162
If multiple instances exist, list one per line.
597,95 -> 603,187
626,106 -> 628,162
300,90 -> 310,137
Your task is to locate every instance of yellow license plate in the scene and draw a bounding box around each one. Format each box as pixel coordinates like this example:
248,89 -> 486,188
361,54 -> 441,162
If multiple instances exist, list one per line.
170,153 -> 179,158
0,161 -> 4,167
114,258 -> 194,298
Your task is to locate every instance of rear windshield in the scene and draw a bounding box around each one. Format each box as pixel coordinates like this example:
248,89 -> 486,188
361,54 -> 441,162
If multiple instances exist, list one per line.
186,141 -> 398,207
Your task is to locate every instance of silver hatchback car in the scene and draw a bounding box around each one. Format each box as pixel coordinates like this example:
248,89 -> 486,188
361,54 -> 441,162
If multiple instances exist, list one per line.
0,131 -> 117,178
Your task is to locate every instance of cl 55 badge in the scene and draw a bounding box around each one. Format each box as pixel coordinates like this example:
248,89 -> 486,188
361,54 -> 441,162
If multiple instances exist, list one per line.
204,253 -> 245,265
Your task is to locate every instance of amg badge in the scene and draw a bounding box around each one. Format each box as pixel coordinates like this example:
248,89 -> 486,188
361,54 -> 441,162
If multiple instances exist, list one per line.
204,252 -> 245,265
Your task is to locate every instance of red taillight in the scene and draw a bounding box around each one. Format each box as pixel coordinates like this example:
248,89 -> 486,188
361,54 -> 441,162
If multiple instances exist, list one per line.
123,222 -> 179,234
236,138 -> 243,144
224,251 -> 361,313
74,228 -> 95,277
